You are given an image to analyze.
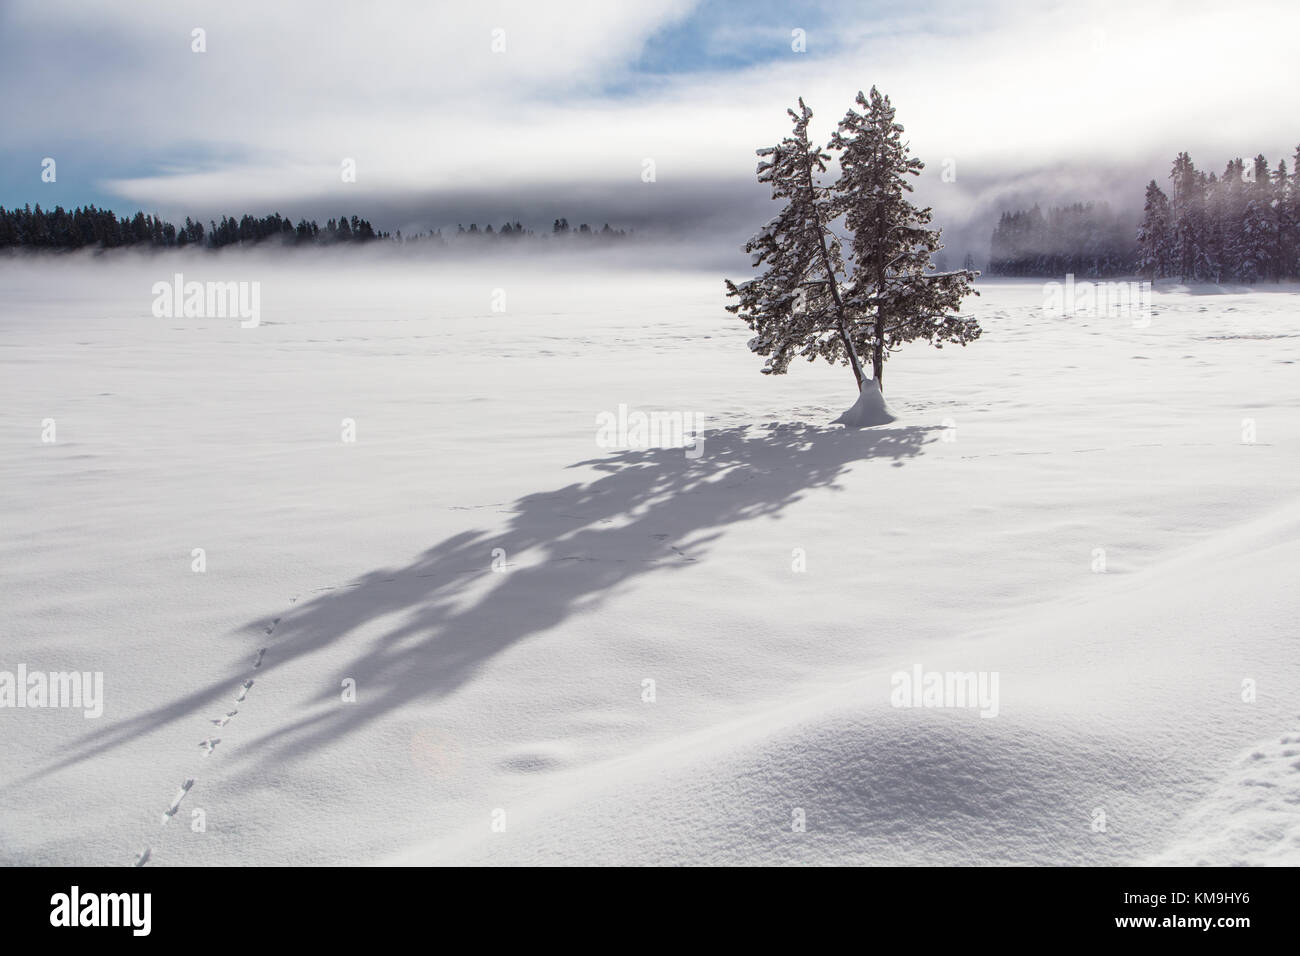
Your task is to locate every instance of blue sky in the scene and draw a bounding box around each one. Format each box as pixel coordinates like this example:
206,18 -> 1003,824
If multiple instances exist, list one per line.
631,1 -> 844,75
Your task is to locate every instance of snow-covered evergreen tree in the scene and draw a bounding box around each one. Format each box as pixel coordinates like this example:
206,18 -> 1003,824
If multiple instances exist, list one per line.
724,99 -> 868,388
1202,171 -> 1227,283
1275,158 -> 1294,281
1137,180 -> 1172,278
828,87 -> 979,391
727,89 -> 978,399
1219,158 -> 1252,282
1291,146 -> 1300,277
1169,153 -> 1212,281
1239,154 -> 1278,283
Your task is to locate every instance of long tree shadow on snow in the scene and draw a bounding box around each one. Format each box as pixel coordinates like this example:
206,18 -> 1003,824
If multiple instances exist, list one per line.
24,421 -> 934,782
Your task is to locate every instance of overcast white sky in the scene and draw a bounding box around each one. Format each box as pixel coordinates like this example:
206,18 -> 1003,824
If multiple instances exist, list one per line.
3,0 -> 1297,262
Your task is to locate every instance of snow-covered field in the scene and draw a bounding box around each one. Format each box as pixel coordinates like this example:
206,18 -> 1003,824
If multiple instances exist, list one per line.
1,251 -> 1297,866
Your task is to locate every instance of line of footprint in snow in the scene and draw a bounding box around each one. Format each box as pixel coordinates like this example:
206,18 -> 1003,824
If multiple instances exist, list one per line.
132,559 -> 505,865
130,540 -> 695,866
134,612 -> 282,866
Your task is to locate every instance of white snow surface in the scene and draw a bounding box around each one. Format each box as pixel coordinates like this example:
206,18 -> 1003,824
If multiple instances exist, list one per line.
1,256 -> 1297,866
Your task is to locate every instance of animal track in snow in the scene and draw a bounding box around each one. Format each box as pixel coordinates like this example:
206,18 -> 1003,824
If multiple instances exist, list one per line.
139,589 -> 303,862
140,593 -> 296,863
162,779 -> 194,824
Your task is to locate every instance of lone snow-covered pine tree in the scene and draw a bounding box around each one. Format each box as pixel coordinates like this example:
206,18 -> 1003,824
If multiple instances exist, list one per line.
723,99 -> 869,391
726,89 -> 979,427
830,87 -> 980,396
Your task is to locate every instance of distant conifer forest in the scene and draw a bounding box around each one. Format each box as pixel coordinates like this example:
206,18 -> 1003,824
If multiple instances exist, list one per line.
0,205 -> 629,251
988,146 -> 1300,282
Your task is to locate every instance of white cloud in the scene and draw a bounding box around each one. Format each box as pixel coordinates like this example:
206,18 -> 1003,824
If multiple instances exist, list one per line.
4,0 -> 1297,220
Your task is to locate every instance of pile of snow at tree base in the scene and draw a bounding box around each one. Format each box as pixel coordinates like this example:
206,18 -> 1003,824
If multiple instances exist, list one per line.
1,250 -> 1297,866
833,378 -> 897,428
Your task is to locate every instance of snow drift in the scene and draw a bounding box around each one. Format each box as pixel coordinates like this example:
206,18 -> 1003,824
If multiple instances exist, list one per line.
833,378 -> 897,427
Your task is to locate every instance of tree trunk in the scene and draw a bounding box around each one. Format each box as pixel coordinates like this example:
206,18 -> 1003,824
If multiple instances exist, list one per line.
840,331 -> 865,390
872,333 -> 884,392
873,185 -> 887,394
873,262 -> 887,393
798,151 -> 866,392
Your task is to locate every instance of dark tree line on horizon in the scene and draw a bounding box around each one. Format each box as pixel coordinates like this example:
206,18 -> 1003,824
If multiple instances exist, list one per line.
0,203 -> 630,252
397,218 -> 629,242
0,205 -> 386,250
988,144 -> 1300,282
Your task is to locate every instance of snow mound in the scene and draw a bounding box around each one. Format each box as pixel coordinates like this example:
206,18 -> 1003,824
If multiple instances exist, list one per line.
833,379 -> 897,427
387,495 -> 1300,866
1144,729 -> 1300,866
